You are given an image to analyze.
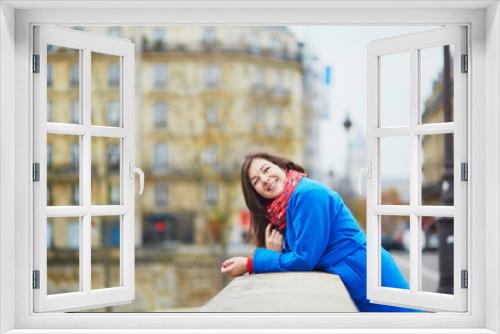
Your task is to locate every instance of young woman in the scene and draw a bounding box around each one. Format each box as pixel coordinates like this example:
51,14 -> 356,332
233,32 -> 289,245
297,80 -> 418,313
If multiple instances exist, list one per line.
220,151 -> 421,312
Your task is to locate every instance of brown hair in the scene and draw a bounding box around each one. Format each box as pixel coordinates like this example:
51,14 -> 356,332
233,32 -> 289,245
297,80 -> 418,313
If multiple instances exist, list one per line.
240,151 -> 305,247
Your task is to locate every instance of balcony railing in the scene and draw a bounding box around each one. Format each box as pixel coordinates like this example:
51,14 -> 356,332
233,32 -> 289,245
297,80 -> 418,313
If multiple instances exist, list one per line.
201,272 -> 358,312
141,39 -> 302,63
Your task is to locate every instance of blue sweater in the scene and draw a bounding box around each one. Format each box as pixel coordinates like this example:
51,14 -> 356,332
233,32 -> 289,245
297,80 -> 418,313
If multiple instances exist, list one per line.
252,177 -> 419,312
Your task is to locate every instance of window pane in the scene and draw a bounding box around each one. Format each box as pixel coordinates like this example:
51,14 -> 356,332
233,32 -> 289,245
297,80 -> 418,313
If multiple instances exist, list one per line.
47,44 -> 80,124
154,102 -> 167,128
91,137 -> 121,205
47,217 -> 80,295
380,215 -> 410,290
92,52 -> 121,126
379,52 -> 410,127
420,216 -> 454,295
47,134 -> 80,206
420,45 -> 454,124
421,133 -> 454,206
380,136 -> 410,205
91,216 -> 121,289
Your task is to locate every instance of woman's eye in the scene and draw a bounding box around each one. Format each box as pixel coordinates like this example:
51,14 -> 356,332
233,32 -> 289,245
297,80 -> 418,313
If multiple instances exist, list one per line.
264,167 -> 270,173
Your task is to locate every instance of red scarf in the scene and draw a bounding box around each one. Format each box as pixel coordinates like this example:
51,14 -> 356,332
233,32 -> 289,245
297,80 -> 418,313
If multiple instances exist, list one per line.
266,169 -> 305,231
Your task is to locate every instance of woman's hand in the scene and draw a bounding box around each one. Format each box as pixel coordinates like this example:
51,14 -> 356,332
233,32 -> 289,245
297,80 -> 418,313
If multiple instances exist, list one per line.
265,224 -> 283,252
221,257 -> 247,277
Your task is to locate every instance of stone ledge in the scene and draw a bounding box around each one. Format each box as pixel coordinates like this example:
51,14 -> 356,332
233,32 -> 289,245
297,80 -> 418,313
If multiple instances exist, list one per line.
201,272 -> 358,312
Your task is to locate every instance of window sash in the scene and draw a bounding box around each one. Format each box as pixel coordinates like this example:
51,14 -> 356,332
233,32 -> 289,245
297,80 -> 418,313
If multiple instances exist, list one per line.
32,25 -> 136,312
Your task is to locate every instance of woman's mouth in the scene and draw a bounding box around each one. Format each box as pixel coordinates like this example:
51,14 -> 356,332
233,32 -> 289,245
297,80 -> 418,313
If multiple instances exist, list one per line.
268,179 -> 278,192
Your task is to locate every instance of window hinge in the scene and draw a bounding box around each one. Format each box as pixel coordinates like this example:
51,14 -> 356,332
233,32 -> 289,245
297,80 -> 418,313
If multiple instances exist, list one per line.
461,162 -> 468,181
461,270 -> 468,289
33,270 -> 40,289
33,55 -> 40,73
33,163 -> 40,182
461,54 -> 468,73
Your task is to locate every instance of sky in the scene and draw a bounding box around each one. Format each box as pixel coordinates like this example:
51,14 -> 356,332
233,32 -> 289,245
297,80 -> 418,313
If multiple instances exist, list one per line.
287,25 -> 442,181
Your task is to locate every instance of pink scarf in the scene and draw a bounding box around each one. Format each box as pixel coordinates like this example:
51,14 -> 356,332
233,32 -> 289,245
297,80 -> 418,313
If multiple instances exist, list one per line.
266,169 -> 305,231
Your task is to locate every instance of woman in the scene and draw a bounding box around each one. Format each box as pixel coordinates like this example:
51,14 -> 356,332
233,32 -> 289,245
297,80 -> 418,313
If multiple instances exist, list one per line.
220,151 -> 420,312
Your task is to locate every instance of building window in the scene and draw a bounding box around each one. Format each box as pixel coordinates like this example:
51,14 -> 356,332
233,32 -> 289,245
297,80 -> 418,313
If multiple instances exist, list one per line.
154,184 -> 168,207
272,107 -> 283,132
67,221 -> 80,250
152,27 -> 166,50
154,143 -> 168,171
250,31 -> 260,54
204,63 -> 220,88
70,143 -> 79,171
107,63 -> 120,87
107,143 -> 120,172
202,145 -> 218,167
71,184 -> 79,205
110,184 -> 120,205
47,144 -> 53,169
47,101 -> 54,122
69,63 -> 79,87
255,106 -> 264,131
108,26 -> 122,37
271,34 -> 282,57
47,222 -> 54,249
47,63 -> 53,87
153,64 -> 167,89
274,69 -> 283,91
153,102 -> 167,128
70,100 -> 79,124
206,104 -> 218,125
206,183 -> 218,206
254,67 -> 264,86
107,100 -> 120,127
203,27 -> 216,46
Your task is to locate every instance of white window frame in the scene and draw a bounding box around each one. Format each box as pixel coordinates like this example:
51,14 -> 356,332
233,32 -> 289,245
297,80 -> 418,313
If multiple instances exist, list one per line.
1,2 -> 499,333
32,25 -> 136,313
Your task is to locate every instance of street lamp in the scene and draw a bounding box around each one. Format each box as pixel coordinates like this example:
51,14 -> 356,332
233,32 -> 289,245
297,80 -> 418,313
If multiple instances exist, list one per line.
343,112 -> 353,198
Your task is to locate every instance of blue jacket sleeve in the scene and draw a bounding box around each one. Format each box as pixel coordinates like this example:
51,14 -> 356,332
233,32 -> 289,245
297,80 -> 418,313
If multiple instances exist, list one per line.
252,188 -> 332,273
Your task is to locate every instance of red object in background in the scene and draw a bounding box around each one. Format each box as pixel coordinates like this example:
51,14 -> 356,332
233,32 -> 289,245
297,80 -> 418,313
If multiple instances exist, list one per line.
422,216 -> 434,230
155,221 -> 166,232
240,211 -> 250,232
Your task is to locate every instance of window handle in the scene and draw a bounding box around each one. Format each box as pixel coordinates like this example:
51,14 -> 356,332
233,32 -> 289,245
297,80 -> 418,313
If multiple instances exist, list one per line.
129,162 -> 144,195
357,162 -> 372,195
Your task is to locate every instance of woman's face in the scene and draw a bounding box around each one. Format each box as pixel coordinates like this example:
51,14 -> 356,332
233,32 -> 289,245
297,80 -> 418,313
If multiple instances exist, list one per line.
247,158 -> 287,199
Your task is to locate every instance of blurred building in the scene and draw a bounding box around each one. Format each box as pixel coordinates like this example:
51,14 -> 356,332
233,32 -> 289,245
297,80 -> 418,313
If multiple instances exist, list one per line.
300,43 -> 331,182
47,26 -> 306,255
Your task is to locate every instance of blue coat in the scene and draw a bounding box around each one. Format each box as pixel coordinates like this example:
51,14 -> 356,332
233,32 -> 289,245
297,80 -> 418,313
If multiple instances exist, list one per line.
252,177 -> 420,312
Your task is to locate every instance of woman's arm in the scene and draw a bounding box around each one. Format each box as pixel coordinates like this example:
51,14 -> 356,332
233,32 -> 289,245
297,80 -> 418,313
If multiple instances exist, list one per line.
252,188 -> 333,273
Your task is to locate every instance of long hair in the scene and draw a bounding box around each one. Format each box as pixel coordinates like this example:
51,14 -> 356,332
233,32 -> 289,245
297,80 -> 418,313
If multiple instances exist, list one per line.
240,151 -> 306,247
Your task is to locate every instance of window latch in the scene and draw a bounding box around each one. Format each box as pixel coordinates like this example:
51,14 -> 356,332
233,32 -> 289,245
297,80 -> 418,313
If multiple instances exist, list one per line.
129,162 -> 144,195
